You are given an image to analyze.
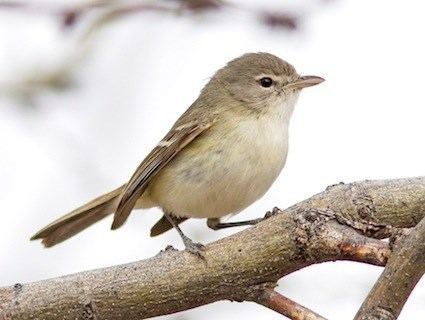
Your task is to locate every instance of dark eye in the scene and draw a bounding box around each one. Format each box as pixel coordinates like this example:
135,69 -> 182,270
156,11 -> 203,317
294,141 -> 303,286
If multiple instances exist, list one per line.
259,77 -> 273,88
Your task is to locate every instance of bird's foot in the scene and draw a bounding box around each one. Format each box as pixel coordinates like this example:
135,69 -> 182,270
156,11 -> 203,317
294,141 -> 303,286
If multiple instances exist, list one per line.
182,235 -> 205,259
264,207 -> 282,220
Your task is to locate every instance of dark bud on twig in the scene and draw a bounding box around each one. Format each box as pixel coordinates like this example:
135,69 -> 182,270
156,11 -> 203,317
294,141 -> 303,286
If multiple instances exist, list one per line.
62,9 -> 80,28
182,0 -> 223,13
262,12 -> 298,31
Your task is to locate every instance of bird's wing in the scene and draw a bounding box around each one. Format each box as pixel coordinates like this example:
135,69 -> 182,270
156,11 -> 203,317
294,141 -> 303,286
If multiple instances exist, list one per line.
111,119 -> 214,229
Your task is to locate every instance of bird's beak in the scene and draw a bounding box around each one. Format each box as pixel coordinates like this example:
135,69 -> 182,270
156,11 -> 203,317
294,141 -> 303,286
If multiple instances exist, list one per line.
287,75 -> 325,90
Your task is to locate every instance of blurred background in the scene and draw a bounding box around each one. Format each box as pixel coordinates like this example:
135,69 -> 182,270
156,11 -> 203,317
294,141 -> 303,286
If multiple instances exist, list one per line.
1,0 -> 424,319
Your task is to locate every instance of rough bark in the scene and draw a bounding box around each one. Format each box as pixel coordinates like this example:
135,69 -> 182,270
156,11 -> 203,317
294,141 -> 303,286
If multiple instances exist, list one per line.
0,177 -> 424,320
253,288 -> 328,320
354,216 -> 425,320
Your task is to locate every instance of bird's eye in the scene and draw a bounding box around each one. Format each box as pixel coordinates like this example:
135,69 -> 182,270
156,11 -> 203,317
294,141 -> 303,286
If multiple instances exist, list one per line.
259,77 -> 273,88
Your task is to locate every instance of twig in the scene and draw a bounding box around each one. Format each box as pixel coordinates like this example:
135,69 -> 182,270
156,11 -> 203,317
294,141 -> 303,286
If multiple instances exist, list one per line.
0,0 -> 300,30
254,288 -> 327,320
0,0 -> 305,101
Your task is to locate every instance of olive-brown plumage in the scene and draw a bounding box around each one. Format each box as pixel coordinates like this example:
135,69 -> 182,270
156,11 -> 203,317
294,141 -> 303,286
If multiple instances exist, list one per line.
31,53 -> 324,252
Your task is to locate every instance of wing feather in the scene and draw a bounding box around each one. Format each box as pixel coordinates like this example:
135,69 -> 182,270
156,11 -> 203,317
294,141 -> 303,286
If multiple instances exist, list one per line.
111,120 -> 213,229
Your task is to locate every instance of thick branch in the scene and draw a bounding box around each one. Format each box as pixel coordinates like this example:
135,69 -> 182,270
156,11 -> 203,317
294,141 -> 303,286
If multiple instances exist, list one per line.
354,216 -> 425,320
0,177 -> 424,320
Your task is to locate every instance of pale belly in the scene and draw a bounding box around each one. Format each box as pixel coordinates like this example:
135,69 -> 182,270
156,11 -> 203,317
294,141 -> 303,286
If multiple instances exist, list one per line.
146,116 -> 289,219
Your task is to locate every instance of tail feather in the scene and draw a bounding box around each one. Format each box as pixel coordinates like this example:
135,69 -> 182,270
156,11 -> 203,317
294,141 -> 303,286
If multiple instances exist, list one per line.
31,186 -> 123,247
150,215 -> 187,237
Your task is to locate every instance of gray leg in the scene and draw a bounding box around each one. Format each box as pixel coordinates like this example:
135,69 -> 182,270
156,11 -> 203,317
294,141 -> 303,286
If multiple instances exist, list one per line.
207,217 -> 263,230
207,208 -> 281,230
164,212 -> 205,258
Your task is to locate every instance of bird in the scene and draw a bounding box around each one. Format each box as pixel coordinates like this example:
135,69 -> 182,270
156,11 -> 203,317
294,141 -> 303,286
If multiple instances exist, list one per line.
31,52 -> 324,256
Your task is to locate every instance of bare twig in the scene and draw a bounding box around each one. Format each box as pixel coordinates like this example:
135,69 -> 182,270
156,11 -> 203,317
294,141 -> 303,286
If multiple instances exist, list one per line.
0,0 -> 301,31
354,216 -> 425,320
0,0 -> 311,101
254,288 -> 327,320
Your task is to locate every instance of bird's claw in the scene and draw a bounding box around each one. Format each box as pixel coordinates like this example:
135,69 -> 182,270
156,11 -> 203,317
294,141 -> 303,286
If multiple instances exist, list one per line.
182,236 -> 205,259
264,207 -> 282,219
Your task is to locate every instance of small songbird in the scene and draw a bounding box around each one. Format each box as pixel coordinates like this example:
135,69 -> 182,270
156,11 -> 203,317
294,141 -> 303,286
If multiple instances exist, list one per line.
31,52 -> 324,256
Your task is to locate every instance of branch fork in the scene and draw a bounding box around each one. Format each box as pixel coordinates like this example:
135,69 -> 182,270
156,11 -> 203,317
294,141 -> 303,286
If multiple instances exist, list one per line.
1,177 -> 425,319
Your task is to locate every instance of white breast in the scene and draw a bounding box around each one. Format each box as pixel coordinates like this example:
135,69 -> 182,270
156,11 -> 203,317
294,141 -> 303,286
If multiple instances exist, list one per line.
148,97 -> 296,219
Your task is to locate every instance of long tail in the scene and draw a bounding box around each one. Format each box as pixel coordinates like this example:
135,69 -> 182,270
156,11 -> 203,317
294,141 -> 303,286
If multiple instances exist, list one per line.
31,186 -> 124,247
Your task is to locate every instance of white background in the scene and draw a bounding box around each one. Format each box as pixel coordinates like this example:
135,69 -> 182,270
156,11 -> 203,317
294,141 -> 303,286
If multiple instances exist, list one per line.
0,0 -> 424,319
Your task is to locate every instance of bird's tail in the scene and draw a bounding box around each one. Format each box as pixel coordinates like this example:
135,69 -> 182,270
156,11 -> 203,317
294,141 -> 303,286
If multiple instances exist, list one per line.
31,186 -> 124,247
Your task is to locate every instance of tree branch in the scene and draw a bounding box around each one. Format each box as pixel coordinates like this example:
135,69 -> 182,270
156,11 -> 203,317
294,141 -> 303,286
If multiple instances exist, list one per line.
354,216 -> 425,320
253,288 -> 328,320
1,177 -> 424,320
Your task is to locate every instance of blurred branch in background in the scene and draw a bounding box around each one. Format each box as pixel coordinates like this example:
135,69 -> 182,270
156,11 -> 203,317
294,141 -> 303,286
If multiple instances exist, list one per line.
0,0 -> 301,30
0,177 -> 424,319
0,0 -> 330,104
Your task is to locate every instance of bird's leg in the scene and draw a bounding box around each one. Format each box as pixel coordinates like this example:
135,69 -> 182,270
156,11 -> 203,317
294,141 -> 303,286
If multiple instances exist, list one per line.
207,217 -> 263,230
164,212 -> 205,258
207,208 -> 281,230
